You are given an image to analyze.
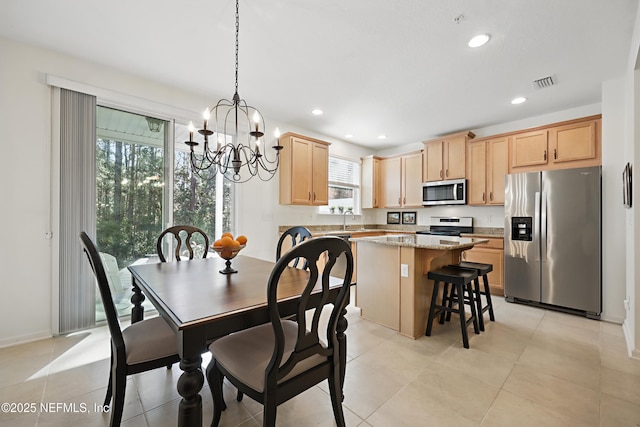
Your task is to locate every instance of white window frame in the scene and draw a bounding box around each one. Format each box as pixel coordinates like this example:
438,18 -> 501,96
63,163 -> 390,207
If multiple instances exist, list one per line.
319,155 -> 361,215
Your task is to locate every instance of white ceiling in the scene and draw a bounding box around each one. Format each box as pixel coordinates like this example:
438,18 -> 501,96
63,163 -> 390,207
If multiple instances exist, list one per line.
1,0 -> 637,148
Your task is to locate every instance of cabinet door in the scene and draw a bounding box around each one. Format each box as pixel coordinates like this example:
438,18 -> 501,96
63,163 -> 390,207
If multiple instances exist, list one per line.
549,120 -> 597,164
423,141 -> 443,181
463,246 -> 504,296
510,130 -> 548,169
444,136 -> 466,179
361,156 -> 380,208
311,142 -> 329,205
290,137 -> 313,204
487,137 -> 508,205
381,157 -> 402,207
467,141 -> 487,205
402,153 -> 423,207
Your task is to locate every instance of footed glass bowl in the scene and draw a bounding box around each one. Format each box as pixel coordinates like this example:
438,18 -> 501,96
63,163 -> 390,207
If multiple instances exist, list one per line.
211,244 -> 246,274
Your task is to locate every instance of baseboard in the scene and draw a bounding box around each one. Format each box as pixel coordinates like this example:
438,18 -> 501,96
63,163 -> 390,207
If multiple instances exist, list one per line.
0,330 -> 52,349
622,319 -> 636,358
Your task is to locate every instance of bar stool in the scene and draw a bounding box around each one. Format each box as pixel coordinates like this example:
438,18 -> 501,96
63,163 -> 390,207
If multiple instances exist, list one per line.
426,266 -> 480,349
451,261 -> 495,331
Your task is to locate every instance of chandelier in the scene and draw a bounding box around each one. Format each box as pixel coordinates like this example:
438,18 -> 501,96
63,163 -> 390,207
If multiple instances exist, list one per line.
185,0 -> 282,183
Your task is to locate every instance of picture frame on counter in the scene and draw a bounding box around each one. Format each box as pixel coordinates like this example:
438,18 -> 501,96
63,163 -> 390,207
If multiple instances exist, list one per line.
386,212 -> 400,224
402,211 -> 417,225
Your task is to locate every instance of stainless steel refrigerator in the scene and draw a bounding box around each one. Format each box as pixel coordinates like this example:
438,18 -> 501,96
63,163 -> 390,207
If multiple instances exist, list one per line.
504,166 -> 601,318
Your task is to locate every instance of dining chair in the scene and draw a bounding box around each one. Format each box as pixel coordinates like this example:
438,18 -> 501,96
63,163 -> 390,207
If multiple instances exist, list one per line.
156,225 -> 210,262
276,226 -> 312,269
79,232 -> 180,427
206,236 -> 353,427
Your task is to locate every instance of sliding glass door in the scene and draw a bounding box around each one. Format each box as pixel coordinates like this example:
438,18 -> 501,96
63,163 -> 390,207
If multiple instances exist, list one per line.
95,106 -> 170,321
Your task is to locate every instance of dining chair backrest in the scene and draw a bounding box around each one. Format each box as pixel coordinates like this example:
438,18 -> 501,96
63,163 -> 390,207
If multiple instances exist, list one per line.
266,236 -> 353,389
156,225 -> 209,262
79,232 -> 125,353
276,226 -> 312,269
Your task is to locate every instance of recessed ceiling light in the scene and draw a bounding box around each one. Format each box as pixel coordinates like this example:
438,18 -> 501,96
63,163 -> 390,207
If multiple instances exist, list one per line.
468,34 -> 490,48
378,135 -> 387,140
311,109 -> 323,115
511,97 -> 527,105
345,134 -> 353,138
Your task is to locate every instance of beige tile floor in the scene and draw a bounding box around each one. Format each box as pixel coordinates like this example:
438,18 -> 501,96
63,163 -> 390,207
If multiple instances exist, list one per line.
1,298 -> 640,426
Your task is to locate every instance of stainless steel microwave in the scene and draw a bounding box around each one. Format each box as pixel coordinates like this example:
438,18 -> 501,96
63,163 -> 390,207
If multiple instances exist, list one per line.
422,179 -> 467,206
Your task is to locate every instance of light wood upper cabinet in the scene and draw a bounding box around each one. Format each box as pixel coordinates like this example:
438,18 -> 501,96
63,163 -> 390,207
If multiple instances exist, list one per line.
467,141 -> 487,205
510,129 -> 549,169
468,137 -> 508,205
423,140 -> 444,181
380,152 -> 423,208
509,117 -> 601,172
488,138 -> 508,205
361,156 -> 381,209
380,156 -> 402,208
549,120 -> 598,164
403,152 -> 423,207
423,131 -> 474,181
279,132 -> 330,205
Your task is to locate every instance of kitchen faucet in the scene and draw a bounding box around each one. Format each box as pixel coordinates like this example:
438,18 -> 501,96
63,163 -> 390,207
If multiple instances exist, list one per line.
343,209 -> 355,231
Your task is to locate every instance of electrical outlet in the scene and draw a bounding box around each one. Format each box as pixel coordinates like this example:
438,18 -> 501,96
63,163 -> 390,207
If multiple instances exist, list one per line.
401,264 -> 409,277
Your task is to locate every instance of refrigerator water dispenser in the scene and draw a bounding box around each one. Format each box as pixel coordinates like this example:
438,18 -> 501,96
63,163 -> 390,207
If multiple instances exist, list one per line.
511,217 -> 532,241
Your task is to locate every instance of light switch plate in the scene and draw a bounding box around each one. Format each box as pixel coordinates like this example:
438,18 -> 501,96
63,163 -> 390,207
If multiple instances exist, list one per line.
400,264 -> 409,277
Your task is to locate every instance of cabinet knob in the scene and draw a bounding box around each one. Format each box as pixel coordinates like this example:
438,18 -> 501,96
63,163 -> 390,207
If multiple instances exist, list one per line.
403,197 -> 406,205
446,169 -> 449,177
482,192 -> 485,202
489,192 -> 493,201
554,148 -> 557,160
440,170 -> 443,178
544,150 -> 547,161
313,192 -> 316,201
308,192 -> 311,200
398,197 -> 401,205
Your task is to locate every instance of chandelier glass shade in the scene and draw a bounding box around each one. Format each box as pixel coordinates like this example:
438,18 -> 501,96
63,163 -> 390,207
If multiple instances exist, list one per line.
185,0 -> 282,183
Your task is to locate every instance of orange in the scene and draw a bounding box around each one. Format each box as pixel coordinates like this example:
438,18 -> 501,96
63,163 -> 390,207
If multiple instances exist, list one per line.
221,232 -> 233,239
231,239 -> 240,247
213,239 -> 223,247
220,236 -> 234,247
220,249 -> 233,258
236,235 -> 247,245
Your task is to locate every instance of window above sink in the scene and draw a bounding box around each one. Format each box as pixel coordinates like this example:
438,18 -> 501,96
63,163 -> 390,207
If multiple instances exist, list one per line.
318,156 -> 361,215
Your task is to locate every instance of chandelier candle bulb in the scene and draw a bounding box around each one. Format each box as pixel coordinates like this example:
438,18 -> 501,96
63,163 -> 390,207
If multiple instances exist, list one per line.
188,121 -> 194,142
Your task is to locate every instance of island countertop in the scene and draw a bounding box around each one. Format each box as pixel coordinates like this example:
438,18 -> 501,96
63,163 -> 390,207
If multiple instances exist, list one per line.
349,233 -> 489,250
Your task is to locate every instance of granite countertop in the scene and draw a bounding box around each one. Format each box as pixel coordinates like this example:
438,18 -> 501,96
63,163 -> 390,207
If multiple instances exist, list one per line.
278,225 -> 504,239
349,234 -> 489,250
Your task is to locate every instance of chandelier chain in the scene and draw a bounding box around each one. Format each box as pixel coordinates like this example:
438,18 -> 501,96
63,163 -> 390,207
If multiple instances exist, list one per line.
235,0 -> 239,94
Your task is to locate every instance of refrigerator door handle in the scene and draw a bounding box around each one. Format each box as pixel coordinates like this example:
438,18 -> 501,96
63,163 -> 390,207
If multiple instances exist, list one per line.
541,191 -> 548,262
534,191 -> 541,262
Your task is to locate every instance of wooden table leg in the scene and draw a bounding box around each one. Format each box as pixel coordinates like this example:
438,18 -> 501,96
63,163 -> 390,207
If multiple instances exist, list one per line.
131,278 -> 145,323
177,355 -> 204,427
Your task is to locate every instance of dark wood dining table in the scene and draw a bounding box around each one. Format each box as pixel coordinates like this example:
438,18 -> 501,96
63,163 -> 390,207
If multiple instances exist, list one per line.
128,255 -> 350,427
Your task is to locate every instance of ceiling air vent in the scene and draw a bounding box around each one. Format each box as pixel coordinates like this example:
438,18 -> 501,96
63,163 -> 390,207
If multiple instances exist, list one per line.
533,75 -> 556,89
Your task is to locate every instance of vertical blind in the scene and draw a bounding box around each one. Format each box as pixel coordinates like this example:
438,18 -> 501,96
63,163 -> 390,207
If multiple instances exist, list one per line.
59,89 -> 97,333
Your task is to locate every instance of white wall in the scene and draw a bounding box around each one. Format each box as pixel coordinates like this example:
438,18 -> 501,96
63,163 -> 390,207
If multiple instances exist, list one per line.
602,77 -> 629,324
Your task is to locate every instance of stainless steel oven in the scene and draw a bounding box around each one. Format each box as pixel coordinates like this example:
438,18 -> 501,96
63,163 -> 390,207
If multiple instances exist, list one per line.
422,179 -> 467,206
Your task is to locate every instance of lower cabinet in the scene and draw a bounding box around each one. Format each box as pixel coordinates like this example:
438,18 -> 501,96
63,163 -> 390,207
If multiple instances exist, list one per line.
462,237 -> 504,296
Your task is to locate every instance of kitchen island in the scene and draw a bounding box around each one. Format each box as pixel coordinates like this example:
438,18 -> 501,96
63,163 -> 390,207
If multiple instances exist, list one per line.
350,234 -> 489,339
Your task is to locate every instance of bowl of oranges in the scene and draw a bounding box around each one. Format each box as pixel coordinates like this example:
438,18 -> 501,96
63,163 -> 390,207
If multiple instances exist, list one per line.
211,232 -> 247,274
